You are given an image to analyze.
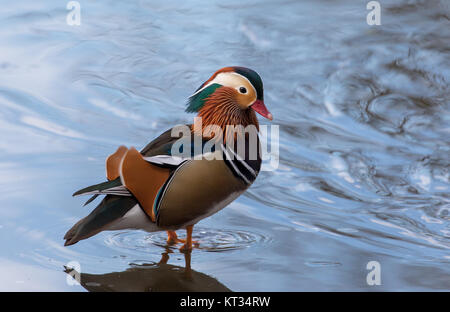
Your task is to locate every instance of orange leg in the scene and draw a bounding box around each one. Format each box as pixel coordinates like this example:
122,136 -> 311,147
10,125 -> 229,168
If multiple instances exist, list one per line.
166,230 -> 181,244
166,228 -> 199,250
180,225 -> 194,251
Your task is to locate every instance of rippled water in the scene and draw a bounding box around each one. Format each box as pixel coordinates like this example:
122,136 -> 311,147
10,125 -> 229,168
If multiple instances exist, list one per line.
0,0 -> 449,291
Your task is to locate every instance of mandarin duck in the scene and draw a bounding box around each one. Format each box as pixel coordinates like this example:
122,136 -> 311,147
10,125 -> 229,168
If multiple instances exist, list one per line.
64,66 -> 272,251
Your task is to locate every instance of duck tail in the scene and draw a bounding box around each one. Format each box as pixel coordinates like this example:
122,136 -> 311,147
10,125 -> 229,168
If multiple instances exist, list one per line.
64,195 -> 137,246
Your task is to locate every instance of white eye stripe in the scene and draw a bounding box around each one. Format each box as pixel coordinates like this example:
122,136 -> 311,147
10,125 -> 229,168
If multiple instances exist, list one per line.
190,72 -> 257,98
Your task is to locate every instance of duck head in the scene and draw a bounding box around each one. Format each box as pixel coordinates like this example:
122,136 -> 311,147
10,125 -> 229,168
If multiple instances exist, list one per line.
186,67 -> 272,137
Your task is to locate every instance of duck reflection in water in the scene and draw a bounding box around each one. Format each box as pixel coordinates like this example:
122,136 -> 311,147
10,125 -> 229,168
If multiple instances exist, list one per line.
64,248 -> 231,292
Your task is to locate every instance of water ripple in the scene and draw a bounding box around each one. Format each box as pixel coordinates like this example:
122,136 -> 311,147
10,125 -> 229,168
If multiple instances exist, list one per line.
105,227 -> 271,255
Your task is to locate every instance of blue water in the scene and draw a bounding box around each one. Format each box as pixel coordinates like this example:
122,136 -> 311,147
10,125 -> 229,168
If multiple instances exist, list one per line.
0,0 -> 449,291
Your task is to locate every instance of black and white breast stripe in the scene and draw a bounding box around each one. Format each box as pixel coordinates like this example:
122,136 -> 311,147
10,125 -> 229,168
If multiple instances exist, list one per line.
221,144 -> 260,185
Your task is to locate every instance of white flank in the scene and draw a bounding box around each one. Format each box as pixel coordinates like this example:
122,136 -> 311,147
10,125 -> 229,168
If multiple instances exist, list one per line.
107,205 -> 160,232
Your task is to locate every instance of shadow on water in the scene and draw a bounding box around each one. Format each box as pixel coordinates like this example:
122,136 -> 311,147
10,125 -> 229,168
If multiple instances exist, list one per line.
64,249 -> 231,292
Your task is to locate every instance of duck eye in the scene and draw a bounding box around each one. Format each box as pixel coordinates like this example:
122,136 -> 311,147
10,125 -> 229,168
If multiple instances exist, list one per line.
239,87 -> 247,94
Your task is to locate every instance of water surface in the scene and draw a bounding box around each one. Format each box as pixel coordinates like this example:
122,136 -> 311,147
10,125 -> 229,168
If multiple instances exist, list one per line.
0,0 -> 449,291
